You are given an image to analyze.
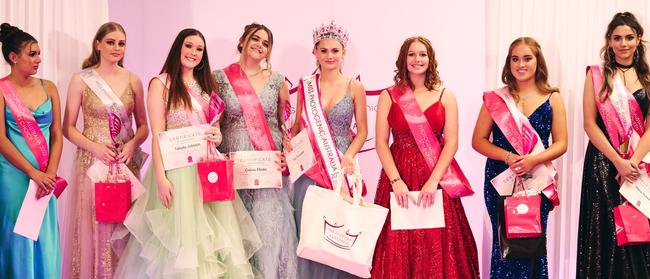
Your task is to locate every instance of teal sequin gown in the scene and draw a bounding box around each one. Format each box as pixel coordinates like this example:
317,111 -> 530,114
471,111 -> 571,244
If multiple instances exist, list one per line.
0,92 -> 61,279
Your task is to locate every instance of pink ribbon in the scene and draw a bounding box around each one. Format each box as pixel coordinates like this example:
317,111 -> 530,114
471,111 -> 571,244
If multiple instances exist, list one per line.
483,88 -> 559,206
223,63 -> 277,151
388,85 -> 473,197
588,65 -> 645,151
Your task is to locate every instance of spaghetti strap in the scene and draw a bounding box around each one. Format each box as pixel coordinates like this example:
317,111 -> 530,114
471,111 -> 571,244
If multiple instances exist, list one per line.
345,78 -> 353,96
438,87 -> 446,101
39,79 -> 49,96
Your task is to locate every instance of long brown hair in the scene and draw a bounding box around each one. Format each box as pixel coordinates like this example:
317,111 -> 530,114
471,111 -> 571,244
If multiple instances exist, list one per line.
237,23 -> 274,69
599,12 -> 650,100
501,37 -> 558,95
393,36 -> 440,91
82,22 -> 126,69
160,28 -> 217,112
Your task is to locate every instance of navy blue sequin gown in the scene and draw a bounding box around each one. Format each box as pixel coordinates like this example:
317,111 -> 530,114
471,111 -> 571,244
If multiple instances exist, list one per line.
484,96 -> 554,279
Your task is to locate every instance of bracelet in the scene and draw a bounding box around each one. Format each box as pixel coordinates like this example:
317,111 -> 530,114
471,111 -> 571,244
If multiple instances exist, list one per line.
504,151 -> 513,164
389,177 -> 402,185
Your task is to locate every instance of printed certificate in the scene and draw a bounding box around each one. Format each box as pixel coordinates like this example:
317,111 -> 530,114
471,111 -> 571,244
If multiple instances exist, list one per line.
286,129 -> 317,183
157,124 -> 209,170
620,172 -> 650,219
231,151 -> 282,189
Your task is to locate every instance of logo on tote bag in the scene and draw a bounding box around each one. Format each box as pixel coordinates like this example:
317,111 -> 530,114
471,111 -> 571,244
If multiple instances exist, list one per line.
323,217 -> 360,250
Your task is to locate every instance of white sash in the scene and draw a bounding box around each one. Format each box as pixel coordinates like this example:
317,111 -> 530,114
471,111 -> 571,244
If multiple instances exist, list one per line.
301,75 -> 357,193
81,69 -> 149,176
80,68 -> 133,142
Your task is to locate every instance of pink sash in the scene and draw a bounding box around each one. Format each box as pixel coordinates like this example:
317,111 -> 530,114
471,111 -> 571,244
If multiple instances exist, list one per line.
223,63 -> 277,151
484,87 -> 559,206
387,85 -> 473,197
588,65 -> 645,152
0,78 -> 67,196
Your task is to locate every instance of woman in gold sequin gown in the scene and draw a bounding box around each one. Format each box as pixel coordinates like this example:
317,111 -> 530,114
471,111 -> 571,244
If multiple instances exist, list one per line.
61,22 -> 149,279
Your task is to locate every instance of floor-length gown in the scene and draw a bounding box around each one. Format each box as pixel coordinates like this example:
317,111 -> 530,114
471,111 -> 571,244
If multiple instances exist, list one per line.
293,82 -> 361,279
61,80 -> 140,279
371,92 -> 479,279
576,89 -> 650,279
0,79 -> 61,279
215,70 -> 298,279
114,80 -> 262,279
484,97 -> 554,279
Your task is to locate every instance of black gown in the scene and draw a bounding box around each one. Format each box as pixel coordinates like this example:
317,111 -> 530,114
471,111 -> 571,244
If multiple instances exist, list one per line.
576,89 -> 650,278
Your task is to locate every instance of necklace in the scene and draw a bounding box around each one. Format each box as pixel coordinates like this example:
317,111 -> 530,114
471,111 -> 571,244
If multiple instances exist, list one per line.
246,69 -> 262,78
618,67 -> 636,87
516,91 -> 536,101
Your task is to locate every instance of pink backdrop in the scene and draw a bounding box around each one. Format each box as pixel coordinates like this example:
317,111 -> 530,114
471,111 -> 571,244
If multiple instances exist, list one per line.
109,0 -> 490,274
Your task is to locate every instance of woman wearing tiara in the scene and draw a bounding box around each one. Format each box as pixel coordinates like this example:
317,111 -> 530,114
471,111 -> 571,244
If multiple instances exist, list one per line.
213,23 -> 297,279
288,21 -> 368,279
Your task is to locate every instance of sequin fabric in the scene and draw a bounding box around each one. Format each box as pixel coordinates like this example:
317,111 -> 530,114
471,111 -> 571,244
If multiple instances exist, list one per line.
371,94 -> 480,279
293,81 -> 361,278
484,96 -> 553,279
61,84 -> 139,279
576,89 -> 650,279
214,69 -> 298,279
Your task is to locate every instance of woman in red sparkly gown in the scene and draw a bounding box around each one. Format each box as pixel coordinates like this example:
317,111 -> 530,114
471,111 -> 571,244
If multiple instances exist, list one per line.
371,36 -> 479,279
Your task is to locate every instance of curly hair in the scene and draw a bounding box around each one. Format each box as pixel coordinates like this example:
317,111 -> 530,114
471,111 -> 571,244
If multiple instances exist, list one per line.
393,36 -> 441,91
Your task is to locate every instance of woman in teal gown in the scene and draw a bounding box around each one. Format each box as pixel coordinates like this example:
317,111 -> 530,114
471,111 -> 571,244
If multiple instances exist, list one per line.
0,23 -> 64,279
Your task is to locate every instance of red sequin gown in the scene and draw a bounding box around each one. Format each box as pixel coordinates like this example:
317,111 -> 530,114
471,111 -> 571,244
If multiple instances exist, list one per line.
371,94 -> 479,279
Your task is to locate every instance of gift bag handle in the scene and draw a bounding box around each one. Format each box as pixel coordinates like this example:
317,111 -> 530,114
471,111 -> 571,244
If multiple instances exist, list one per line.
332,168 -> 363,205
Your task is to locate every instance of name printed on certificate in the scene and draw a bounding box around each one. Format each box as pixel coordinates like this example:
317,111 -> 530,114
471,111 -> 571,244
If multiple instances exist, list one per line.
158,124 -> 210,170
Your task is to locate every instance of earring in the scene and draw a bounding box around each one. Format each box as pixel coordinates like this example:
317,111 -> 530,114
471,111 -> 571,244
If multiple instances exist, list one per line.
196,60 -> 204,70
633,48 -> 640,65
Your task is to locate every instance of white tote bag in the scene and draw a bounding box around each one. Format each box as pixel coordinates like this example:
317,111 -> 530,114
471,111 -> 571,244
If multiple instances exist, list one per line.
296,171 -> 389,278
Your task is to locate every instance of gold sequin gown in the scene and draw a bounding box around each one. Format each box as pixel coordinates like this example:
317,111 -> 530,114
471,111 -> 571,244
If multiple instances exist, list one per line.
60,84 -> 141,279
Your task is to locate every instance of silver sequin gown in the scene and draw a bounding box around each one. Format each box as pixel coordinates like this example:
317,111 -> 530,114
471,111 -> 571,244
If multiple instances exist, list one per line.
214,69 -> 298,279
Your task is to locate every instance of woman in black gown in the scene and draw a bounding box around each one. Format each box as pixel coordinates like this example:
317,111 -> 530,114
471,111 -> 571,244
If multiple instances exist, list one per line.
577,12 -> 650,279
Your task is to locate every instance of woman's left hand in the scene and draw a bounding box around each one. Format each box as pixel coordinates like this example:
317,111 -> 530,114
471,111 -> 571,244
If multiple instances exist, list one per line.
509,155 -> 538,176
116,141 -> 136,164
341,155 -> 356,175
417,181 -> 439,208
204,126 -> 222,145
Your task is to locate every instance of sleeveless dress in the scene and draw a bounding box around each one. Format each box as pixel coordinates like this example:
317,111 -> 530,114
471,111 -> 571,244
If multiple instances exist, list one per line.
371,91 -> 479,279
0,80 -> 61,279
61,75 -> 140,279
214,70 -> 298,279
114,80 -> 262,279
484,96 -> 554,279
293,80 -> 360,279
576,89 -> 650,278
